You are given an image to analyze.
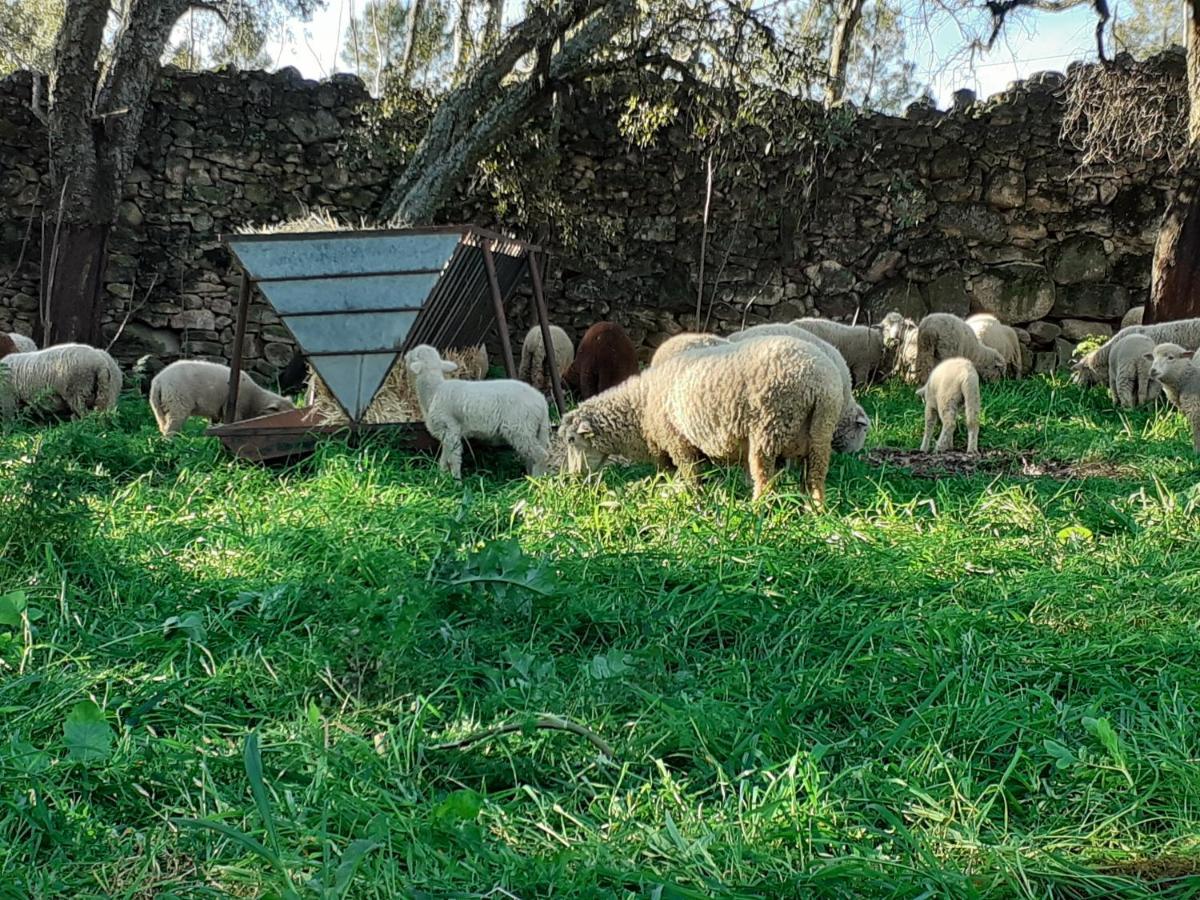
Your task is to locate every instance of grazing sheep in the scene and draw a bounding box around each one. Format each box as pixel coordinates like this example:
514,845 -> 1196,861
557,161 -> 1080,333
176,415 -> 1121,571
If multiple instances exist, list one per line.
404,344 -> 550,478
914,313 -> 1006,385
563,321 -> 639,400
518,324 -> 575,393
879,312 -> 919,380
1121,306 -> 1145,329
966,313 -> 1022,378
916,358 -> 981,454
149,360 -> 292,437
791,318 -> 888,385
1107,334 -> 1161,408
1072,317 -> 1200,387
0,343 -> 122,418
560,335 -> 845,502
728,323 -> 870,453
1147,343 -> 1200,451
7,333 -> 36,353
650,332 -> 728,367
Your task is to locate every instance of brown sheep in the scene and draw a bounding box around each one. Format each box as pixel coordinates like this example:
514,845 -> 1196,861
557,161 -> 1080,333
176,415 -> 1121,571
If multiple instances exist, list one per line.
563,321 -> 639,400
0,333 -> 16,360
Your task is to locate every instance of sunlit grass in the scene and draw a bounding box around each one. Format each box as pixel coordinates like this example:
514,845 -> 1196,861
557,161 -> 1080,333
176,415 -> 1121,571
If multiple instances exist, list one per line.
1,375 -> 1199,896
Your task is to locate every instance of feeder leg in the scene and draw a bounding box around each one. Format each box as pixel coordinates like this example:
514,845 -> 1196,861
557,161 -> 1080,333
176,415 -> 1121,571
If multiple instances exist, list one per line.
482,242 -> 518,378
225,272 -> 252,424
527,251 -> 566,416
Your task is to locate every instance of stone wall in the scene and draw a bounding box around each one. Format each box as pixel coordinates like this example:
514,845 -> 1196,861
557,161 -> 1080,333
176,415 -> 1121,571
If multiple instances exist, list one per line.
0,52 -> 1182,377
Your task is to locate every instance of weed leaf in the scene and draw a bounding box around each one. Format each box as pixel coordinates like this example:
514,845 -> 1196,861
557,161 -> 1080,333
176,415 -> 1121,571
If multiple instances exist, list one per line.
244,733 -> 282,857
63,700 -> 114,764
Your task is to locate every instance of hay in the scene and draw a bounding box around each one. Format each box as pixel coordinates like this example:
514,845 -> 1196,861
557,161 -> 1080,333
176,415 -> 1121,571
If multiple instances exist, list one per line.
306,345 -> 490,425
237,208 -> 368,235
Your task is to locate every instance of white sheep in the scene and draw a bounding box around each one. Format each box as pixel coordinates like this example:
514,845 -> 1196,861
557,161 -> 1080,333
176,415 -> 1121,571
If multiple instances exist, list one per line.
790,318 -> 887,385
1072,317 -> 1200,387
149,360 -> 292,437
650,332 -> 728,367
966,313 -> 1022,378
914,313 -> 1006,385
728,323 -> 870,453
1147,343 -> 1200,451
879,312 -> 919,381
0,343 -> 122,418
517,324 -> 574,393
1106,333 -> 1161,408
916,358 -> 981,454
1121,306 -> 1144,329
559,335 -> 844,502
404,344 -> 550,478
7,333 -> 36,353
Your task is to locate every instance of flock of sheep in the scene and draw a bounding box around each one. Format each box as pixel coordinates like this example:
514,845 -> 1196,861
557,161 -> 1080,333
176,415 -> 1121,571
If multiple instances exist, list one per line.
2,305 -> 1200,501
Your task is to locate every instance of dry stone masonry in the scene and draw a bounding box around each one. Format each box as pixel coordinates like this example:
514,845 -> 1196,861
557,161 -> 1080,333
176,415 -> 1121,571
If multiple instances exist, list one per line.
0,50 -> 1182,377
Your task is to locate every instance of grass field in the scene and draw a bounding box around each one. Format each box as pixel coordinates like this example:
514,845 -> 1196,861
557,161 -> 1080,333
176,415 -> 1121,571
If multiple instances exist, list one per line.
2,374 -> 1200,897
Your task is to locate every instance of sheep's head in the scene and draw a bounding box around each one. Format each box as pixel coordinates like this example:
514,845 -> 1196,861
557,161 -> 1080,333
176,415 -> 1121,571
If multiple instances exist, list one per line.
559,409 -> 608,473
880,312 -> 911,348
1148,342 -> 1194,383
263,395 -> 294,415
0,334 -> 15,360
404,344 -> 457,379
832,402 -> 871,454
978,348 -> 1007,383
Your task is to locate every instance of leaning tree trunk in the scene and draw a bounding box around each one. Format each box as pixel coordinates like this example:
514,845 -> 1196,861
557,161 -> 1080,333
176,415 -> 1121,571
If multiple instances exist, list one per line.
824,0 -> 865,107
399,0 -> 426,84
1146,0 -> 1200,324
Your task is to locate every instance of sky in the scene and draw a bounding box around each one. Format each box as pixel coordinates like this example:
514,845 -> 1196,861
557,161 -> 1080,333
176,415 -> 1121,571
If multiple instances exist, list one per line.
258,0 -> 1103,109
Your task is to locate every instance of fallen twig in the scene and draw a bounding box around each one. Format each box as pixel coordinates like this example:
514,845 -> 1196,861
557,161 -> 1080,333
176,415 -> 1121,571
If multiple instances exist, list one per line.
428,714 -> 615,759
105,271 -> 158,352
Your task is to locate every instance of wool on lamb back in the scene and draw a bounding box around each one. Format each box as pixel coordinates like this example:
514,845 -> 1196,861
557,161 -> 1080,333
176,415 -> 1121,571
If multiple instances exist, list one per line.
650,332 -> 729,368
791,318 -> 887,385
966,314 -> 1022,378
914,313 -> 1006,385
916,357 -> 981,454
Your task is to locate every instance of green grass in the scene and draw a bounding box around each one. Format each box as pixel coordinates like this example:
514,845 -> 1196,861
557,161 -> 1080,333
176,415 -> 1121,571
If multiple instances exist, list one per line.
2,374 -> 1200,897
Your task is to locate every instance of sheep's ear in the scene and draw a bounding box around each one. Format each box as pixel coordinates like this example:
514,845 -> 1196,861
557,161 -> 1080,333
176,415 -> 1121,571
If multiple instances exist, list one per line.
1143,352 -> 1153,361
440,360 -> 459,373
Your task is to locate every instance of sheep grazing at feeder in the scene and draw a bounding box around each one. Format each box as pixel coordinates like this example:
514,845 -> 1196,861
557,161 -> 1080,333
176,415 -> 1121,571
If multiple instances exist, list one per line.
150,360 -> 292,438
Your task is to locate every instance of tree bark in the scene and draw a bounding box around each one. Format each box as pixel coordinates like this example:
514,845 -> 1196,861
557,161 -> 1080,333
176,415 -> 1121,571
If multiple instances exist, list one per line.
483,0 -> 504,49
452,0 -> 473,82
1146,0 -> 1200,324
399,0 -> 426,84
825,0 -> 865,107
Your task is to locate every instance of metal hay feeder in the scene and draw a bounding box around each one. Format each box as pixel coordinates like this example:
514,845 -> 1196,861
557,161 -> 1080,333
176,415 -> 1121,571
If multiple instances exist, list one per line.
206,225 -> 566,461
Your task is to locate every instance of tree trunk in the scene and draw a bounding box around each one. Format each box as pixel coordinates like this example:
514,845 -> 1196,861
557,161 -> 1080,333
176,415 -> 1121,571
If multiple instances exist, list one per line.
399,0 -> 425,84
1146,0 -> 1200,324
43,224 -> 109,346
453,0 -> 473,82
483,0 -> 504,48
825,0 -> 865,107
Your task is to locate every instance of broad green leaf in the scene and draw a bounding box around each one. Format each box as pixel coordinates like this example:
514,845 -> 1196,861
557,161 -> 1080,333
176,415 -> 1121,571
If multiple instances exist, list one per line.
63,700 -> 114,764
1056,525 -> 1093,544
0,591 -> 27,628
162,611 -> 206,644
1043,738 -> 1076,770
432,788 -> 483,824
1083,716 -> 1121,760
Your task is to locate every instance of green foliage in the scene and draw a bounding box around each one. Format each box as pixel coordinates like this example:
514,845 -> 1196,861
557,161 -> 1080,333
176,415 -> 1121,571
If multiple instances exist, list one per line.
339,0 -> 452,93
2,379 -> 1200,893
0,0 -> 60,73
1112,0 -> 1183,56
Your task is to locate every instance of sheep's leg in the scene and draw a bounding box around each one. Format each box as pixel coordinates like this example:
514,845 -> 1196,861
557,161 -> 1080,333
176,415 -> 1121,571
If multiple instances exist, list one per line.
747,437 -> 777,501
803,444 -> 829,508
510,430 -> 549,477
433,425 -> 464,478
160,415 -> 186,439
965,405 -> 980,455
1190,414 -> 1200,453
919,404 -> 937,453
935,402 -> 957,452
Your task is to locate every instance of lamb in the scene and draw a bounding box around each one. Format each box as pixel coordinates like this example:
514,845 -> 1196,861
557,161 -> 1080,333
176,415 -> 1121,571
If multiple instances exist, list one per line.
404,343 -> 550,478
1106,333 -> 1161,408
563,321 -> 639,400
1147,343 -> 1200,451
966,313 -> 1022,378
790,318 -> 888,385
650,332 -> 728,367
517,324 -> 574,393
7,333 -> 36,353
0,343 -> 122,418
728,323 -> 870,452
916,358 -> 981,454
149,360 -> 292,437
1072,317 -> 1200,387
913,313 -> 1006,385
559,335 -> 845,502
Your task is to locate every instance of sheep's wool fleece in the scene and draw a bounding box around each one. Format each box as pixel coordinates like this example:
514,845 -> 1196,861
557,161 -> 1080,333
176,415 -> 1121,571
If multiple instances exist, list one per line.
307,345 -> 488,425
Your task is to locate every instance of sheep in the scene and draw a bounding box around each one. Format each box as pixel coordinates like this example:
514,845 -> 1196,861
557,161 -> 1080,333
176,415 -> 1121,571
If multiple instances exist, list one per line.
403,343 -> 550,478
1106,333 -> 1161,408
879,312 -> 919,381
916,358 -> 981,454
559,335 -> 845,502
149,360 -> 292,437
7,333 -> 36,353
913,313 -> 1006,385
0,333 -> 16,359
728,323 -> 870,453
1147,343 -> 1200,451
518,324 -> 575,393
1121,306 -> 1144,329
966,313 -> 1022,378
0,343 -> 122,418
1071,317 -> 1200,387
790,318 -> 888,385
563,321 -> 639,400
650,332 -> 728,367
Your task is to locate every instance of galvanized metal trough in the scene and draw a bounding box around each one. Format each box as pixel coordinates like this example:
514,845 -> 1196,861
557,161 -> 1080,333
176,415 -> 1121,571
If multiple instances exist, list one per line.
206,225 -> 565,462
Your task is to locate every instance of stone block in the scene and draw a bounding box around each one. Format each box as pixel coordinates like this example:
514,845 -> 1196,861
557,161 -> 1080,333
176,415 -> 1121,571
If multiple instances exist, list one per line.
1052,235 -> 1109,284
1052,283 -> 1130,319
985,170 -> 1026,209
969,264 -> 1055,323
1059,318 -> 1113,341
1026,320 -> 1061,346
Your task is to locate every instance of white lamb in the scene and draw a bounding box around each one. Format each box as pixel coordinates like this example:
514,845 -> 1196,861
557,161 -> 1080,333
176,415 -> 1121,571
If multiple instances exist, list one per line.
7,333 -> 36,353
149,360 -> 292,437
560,335 -> 844,502
916,358 -> 981,454
404,343 -> 550,478
913,313 -> 1006,385
517,324 -> 574,393
790,318 -> 887,385
1072,317 -> 1200,387
0,343 -> 122,418
966,313 -> 1022,378
1106,333 -> 1161,408
1147,343 -> 1200,451
728,323 -> 870,452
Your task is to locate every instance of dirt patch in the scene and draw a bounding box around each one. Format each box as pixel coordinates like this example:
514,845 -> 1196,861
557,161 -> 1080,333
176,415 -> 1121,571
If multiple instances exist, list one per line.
1096,855 -> 1200,881
866,447 -> 1137,481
